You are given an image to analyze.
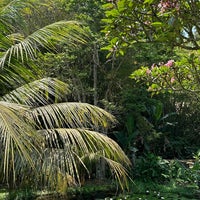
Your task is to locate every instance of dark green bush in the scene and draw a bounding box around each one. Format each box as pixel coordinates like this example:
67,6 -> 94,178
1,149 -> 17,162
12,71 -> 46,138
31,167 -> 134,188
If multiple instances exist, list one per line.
134,153 -> 169,182
6,189 -> 36,200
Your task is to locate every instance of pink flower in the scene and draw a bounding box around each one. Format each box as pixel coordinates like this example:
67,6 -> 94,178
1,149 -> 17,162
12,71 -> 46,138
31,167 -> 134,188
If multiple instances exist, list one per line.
151,63 -> 155,70
170,77 -> 175,83
146,69 -> 151,74
158,0 -> 179,13
165,60 -> 174,67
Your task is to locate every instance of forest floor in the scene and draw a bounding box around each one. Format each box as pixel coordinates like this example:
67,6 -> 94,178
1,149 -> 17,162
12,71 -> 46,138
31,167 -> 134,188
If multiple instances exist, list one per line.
0,180 -> 199,200
36,180 -> 200,200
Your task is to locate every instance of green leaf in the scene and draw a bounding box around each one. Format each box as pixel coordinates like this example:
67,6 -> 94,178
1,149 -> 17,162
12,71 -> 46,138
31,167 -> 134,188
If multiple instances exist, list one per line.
102,3 -> 114,10
153,102 -> 163,122
144,0 -> 154,4
105,9 -> 119,17
119,49 -> 124,56
111,37 -> 119,45
151,83 -> 159,89
117,0 -> 126,12
101,45 -> 113,51
151,22 -> 163,27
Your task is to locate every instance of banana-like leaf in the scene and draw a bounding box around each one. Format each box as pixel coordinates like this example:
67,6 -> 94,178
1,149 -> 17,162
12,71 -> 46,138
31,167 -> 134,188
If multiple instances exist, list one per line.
0,101 -> 41,183
1,78 -> 70,106
30,102 -> 116,129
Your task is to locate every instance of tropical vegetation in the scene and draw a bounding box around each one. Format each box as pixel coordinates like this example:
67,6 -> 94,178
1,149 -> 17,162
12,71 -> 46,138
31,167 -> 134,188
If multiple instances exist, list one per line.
0,0 -> 200,199
0,0 -> 130,195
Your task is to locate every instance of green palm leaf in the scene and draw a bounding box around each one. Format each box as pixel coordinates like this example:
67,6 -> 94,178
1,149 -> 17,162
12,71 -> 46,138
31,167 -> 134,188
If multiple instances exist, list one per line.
0,101 -> 41,183
0,0 -> 27,32
0,20 -> 87,68
0,60 -> 40,91
30,102 -> 116,129
35,128 -> 130,188
1,78 -> 70,106
39,128 -> 129,163
0,1 -> 130,191
103,157 -> 130,190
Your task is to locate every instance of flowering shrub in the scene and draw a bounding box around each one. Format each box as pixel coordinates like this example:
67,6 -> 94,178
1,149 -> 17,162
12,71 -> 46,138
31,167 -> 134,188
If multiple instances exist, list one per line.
130,59 -> 176,94
158,0 -> 180,13
130,52 -> 200,96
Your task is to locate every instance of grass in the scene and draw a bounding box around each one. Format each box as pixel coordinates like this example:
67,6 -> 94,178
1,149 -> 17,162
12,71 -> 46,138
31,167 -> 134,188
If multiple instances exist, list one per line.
0,180 -> 199,200
105,180 -> 200,200
46,180 -> 200,200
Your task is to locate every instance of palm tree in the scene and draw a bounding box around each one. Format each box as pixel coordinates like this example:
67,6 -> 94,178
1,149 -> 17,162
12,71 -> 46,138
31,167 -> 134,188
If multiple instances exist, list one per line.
0,0 -> 130,192
0,78 -> 130,190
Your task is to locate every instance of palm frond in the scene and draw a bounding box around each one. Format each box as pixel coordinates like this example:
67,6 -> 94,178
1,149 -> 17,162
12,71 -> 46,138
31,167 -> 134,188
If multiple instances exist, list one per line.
0,0 -> 27,32
0,101 -> 41,183
103,157 -> 130,190
1,78 -> 70,106
35,128 -> 130,189
0,20 -> 88,68
35,147 -> 81,189
0,59 -> 42,92
39,128 -> 129,162
31,103 -> 116,129
0,100 -> 28,111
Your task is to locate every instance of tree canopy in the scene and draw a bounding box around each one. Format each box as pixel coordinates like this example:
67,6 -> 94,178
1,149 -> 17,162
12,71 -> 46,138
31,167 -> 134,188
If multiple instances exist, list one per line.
102,0 -> 200,57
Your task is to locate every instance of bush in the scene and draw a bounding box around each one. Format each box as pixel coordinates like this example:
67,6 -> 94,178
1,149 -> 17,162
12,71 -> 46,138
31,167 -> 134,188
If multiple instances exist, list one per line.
6,189 -> 36,200
134,151 -> 200,187
134,153 -> 169,182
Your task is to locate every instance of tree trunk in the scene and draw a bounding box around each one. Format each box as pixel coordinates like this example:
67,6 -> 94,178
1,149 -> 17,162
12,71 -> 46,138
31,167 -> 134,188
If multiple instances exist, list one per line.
93,43 -> 99,106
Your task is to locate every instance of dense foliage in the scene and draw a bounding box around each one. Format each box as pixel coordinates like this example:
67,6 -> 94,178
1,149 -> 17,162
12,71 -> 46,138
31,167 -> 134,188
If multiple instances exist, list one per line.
101,0 -> 200,158
0,0 -> 200,199
102,0 -> 200,55
0,0 -> 130,194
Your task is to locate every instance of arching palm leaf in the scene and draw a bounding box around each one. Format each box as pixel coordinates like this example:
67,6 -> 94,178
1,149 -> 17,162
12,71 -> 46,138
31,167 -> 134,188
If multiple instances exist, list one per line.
1,78 -> 70,106
0,20 -> 87,68
30,102 -> 116,129
39,128 -> 129,163
33,128 -> 130,189
0,60 -> 40,93
0,78 -> 130,189
102,157 -> 130,190
0,101 -> 41,184
0,0 -> 27,32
